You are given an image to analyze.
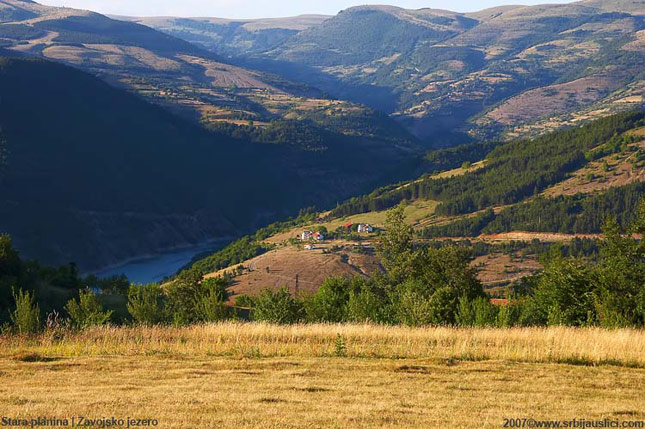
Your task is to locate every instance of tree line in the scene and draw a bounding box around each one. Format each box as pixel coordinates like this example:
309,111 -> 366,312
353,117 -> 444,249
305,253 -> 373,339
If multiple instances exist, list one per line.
329,111 -> 645,219
3,201 -> 644,333
421,182 -> 645,237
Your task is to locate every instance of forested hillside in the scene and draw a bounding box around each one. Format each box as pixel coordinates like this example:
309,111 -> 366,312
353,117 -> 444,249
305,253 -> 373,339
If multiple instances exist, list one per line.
330,112 -> 645,220
0,58 -> 414,270
173,111 -> 644,300
0,58 -> 286,269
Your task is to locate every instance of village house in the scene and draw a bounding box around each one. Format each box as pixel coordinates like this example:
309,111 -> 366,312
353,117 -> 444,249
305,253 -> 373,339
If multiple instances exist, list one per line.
357,223 -> 373,233
302,230 -> 324,241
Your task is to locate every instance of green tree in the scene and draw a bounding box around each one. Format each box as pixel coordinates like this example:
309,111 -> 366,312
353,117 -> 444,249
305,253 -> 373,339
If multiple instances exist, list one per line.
166,271 -> 203,325
304,276 -> 350,323
419,246 -> 484,302
127,283 -> 167,325
456,296 -> 498,327
252,287 -> 303,324
10,288 -> 40,334
0,234 -> 20,276
65,289 -> 113,329
528,256 -> 595,326
195,278 -> 231,323
593,205 -> 645,327
391,280 -> 457,326
346,279 -> 390,323
378,204 -> 415,285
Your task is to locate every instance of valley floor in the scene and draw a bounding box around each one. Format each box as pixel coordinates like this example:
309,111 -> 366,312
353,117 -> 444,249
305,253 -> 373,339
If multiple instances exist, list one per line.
1,324 -> 644,428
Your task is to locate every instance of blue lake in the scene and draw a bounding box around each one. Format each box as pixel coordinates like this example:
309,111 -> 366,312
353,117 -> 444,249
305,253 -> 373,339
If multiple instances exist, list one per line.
91,240 -> 230,284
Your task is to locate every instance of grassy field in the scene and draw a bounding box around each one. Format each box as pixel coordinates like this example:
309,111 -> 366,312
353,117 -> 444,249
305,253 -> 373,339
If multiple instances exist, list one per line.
1,324 -> 645,428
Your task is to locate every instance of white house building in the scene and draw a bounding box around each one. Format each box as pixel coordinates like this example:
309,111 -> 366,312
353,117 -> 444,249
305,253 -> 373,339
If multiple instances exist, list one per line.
357,223 -> 373,233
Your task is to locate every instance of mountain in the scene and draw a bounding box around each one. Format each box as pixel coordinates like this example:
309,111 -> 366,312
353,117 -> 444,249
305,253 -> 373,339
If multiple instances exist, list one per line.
181,111 -> 645,295
0,1 -> 423,269
0,57 -> 415,270
118,15 -> 330,57
0,0 -> 417,153
144,1 -> 645,145
0,57 -> 286,270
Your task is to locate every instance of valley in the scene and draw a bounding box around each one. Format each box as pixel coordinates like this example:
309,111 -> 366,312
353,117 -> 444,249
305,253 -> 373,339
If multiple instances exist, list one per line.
178,112 -> 645,303
138,1 -> 645,144
0,1 -> 645,427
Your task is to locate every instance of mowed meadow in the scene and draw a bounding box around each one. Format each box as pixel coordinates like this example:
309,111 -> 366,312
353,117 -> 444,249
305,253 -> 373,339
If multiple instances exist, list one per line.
2,323 -> 645,428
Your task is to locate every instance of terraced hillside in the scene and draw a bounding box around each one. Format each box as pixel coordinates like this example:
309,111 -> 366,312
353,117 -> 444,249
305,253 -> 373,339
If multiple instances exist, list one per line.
0,1 -> 418,157
147,1 -> 645,145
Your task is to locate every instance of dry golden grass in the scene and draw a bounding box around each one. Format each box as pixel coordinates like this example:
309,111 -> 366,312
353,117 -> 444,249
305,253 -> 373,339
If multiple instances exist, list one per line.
3,323 -> 644,365
206,247 -> 380,298
2,324 -> 644,428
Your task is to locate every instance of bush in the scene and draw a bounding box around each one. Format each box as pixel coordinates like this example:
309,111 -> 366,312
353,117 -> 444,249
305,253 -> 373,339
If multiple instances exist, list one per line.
234,295 -> 254,308
495,301 -> 522,328
456,297 -> 498,327
392,280 -> 434,326
127,283 -> 167,325
346,280 -> 390,323
65,289 -> 113,329
253,287 -> 303,324
10,288 -> 40,334
195,289 -> 230,323
304,277 -> 350,323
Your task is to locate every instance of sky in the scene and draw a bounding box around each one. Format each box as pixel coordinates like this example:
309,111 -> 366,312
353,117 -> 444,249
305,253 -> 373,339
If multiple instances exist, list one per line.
38,0 -> 578,19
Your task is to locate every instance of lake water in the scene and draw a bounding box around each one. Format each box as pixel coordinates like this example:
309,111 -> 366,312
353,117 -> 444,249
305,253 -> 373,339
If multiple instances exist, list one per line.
91,240 -> 230,284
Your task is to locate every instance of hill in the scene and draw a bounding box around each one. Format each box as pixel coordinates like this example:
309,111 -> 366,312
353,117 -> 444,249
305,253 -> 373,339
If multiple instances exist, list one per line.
180,112 -> 645,298
0,57 -> 296,269
0,57 -> 416,270
148,1 -> 645,145
0,0 -> 418,156
0,1 -> 424,269
119,15 -> 330,57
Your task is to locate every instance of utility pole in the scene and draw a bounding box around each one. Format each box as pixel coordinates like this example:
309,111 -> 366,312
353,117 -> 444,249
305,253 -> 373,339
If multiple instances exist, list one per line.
295,274 -> 299,297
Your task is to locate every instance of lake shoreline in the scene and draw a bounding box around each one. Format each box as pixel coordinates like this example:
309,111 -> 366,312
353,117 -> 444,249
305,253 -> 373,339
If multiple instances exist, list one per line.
86,237 -> 234,284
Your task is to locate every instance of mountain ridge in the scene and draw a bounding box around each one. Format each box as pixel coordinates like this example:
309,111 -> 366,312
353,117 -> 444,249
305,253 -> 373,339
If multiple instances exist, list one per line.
134,0 -> 644,144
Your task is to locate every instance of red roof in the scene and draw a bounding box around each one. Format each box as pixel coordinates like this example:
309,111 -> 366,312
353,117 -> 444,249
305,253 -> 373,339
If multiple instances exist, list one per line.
344,222 -> 354,228
490,298 -> 509,306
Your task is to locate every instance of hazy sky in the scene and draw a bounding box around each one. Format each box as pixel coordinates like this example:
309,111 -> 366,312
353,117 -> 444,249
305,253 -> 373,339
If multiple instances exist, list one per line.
38,0 -> 577,19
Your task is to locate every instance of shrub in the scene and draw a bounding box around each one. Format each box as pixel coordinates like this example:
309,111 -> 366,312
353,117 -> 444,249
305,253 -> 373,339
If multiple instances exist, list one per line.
346,281 -> 390,324
304,277 -> 350,323
253,287 -> 303,324
10,288 -> 40,334
392,280 -> 434,326
127,284 -> 167,325
495,301 -> 522,328
195,290 -> 229,322
456,297 -> 499,327
65,289 -> 113,329
528,257 -> 595,326
234,295 -> 254,308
